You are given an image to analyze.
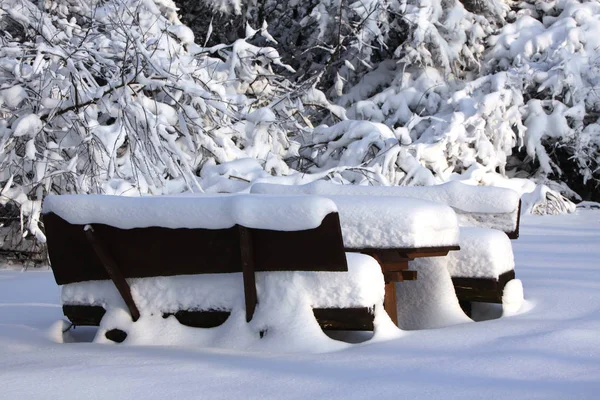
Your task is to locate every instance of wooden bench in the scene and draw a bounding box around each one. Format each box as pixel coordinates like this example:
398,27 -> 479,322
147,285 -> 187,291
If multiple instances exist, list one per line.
251,181 -> 523,316
43,195 -> 384,342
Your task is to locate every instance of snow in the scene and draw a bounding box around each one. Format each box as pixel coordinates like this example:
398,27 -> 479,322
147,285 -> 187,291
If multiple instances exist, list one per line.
0,85 -> 27,108
251,180 -> 520,232
251,180 -> 519,214
42,194 -> 338,231
328,195 -> 459,249
11,113 -> 43,137
60,253 -> 394,352
447,227 -> 515,279
160,191 -> 459,249
2,210 -> 600,398
396,257 -> 472,330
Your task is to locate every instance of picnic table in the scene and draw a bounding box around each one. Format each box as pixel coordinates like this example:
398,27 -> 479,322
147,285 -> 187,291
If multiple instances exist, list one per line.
251,180 -> 523,315
306,195 -> 461,326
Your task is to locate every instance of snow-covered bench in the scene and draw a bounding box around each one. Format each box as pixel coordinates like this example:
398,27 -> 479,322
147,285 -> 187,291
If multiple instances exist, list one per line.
252,180 -> 521,237
251,181 -> 523,314
42,194 -> 387,343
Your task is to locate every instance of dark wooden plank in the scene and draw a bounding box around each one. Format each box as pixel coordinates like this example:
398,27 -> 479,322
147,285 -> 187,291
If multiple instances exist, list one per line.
239,226 -> 257,322
313,307 -> 374,331
63,304 -> 105,326
452,270 -> 516,303
349,246 -> 460,259
63,304 -> 232,328
251,213 -> 348,272
84,225 -> 140,322
43,212 -> 242,285
44,212 -> 348,286
163,310 -> 231,328
401,270 -> 418,280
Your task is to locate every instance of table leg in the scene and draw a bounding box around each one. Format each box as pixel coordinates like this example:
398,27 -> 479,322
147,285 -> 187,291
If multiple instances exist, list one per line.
384,281 -> 398,326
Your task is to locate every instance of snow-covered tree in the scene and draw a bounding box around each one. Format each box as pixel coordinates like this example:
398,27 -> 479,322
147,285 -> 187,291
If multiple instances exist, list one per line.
182,0 -> 594,206
0,0 -> 303,254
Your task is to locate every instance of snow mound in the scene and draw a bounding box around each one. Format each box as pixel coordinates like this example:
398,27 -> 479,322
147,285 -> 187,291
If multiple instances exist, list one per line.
502,279 -> 524,317
396,257 -> 472,330
447,227 -> 515,279
42,194 -> 337,231
251,180 -> 520,214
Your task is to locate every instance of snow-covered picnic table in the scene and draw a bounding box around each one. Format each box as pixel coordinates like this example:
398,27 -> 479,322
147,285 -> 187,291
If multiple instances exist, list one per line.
300,195 -> 461,325
42,192 -> 461,343
251,180 -> 523,314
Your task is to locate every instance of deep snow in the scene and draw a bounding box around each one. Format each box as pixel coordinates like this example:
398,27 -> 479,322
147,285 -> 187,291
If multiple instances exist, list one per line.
1,210 -> 600,399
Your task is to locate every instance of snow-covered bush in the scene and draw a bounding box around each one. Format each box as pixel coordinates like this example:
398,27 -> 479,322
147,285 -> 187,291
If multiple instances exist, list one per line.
0,0 -> 303,250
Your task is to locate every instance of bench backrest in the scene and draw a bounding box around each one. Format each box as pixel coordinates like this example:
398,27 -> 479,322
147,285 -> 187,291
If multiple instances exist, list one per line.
44,211 -> 347,285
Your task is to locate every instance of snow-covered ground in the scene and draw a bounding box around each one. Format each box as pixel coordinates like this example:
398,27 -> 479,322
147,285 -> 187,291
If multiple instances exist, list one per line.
1,210 -> 600,399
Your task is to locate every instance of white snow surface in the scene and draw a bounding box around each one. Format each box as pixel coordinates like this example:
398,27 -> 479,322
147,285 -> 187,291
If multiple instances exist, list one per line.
1,210 -> 600,399
42,194 -> 337,231
328,195 -> 459,249
172,191 -> 459,248
251,180 -> 520,232
447,227 -> 515,279
251,178 -> 520,214
396,257 -> 473,330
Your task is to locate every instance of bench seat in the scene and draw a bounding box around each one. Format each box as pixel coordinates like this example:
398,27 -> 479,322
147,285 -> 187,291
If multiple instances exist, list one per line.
61,253 -> 384,315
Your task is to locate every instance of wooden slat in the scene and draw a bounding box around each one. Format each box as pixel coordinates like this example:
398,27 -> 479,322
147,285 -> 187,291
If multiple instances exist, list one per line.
63,304 -> 232,329
252,213 -> 348,272
313,307 -> 374,331
349,246 -> 460,259
239,226 -> 257,323
84,225 -> 140,322
63,304 -> 105,326
163,310 -> 231,328
401,270 -> 418,280
452,270 -> 516,303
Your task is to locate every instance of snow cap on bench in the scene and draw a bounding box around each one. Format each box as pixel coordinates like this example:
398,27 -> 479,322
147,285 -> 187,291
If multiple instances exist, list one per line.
42,194 -> 338,231
251,180 -> 520,233
324,195 -> 460,249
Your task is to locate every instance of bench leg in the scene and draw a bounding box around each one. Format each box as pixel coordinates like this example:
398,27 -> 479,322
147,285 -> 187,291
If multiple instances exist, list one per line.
384,281 -> 398,326
84,225 -> 140,322
239,226 -> 257,322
